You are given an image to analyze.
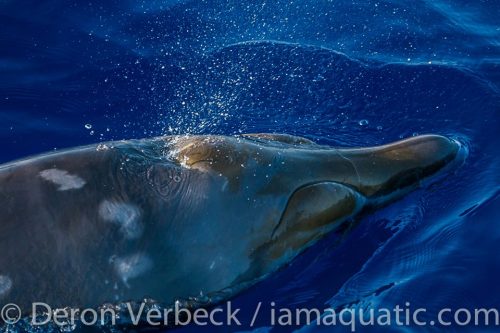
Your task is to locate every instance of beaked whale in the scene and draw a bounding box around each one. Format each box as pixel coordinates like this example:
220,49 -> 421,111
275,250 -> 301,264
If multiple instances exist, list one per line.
0,133 -> 460,328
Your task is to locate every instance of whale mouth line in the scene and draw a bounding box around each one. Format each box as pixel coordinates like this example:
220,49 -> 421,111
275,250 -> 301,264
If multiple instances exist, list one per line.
270,181 -> 365,241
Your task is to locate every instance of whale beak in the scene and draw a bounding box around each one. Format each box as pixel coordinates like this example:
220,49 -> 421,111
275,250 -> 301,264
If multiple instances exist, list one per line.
268,135 -> 461,245
335,134 -> 460,199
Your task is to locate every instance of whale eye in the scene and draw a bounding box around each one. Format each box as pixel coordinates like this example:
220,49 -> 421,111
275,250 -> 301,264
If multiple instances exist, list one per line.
146,163 -> 183,198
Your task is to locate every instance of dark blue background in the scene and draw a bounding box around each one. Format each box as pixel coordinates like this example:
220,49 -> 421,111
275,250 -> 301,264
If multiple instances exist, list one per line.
0,0 -> 499,332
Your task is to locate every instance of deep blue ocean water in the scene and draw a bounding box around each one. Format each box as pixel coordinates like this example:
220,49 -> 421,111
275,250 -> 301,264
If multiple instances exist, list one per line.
0,0 -> 499,332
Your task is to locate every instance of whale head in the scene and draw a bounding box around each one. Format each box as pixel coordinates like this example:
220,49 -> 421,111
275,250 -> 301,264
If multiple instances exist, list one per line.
171,133 -> 461,281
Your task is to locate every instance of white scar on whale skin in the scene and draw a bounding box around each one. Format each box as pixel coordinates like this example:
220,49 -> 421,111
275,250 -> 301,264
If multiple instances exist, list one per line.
39,168 -> 86,191
99,200 -> 143,239
0,275 -> 12,297
112,254 -> 153,287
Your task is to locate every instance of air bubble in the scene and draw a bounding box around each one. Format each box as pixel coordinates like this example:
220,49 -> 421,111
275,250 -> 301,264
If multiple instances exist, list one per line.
96,144 -> 109,151
84,124 -> 92,130
358,119 -> 369,126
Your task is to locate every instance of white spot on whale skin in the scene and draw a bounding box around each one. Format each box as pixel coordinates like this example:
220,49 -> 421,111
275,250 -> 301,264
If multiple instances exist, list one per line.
39,168 -> 86,191
99,200 -> 143,239
0,275 -> 12,297
112,253 -> 153,287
